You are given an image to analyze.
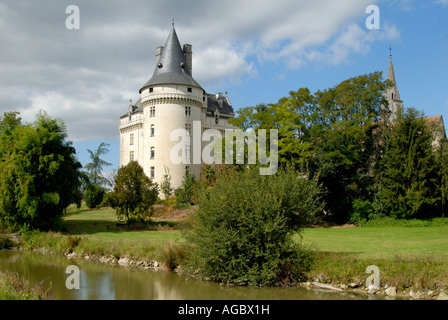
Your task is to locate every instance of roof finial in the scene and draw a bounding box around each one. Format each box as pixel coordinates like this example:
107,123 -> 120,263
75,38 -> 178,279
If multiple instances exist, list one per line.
389,43 -> 392,59
172,19 -> 175,27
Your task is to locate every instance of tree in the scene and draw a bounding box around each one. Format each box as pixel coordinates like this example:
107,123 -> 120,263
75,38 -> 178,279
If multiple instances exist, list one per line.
112,161 -> 158,223
160,166 -> 173,199
84,142 -> 112,187
84,184 -> 106,209
376,108 -> 441,219
0,111 -> 82,231
175,170 -> 196,205
185,167 -> 322,286
229,72 -> 387,222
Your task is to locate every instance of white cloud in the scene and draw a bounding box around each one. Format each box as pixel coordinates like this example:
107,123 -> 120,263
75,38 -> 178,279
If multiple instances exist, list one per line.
0,0 -> 400,141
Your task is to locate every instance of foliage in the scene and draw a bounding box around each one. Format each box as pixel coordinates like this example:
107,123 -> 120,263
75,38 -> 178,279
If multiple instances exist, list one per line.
111,161 -> 158,223
185,167 -> 323,286
84,142 -> 112,187
175,170 -> 196,205
0,111 -> 82,231
376,108 -> 441,219
230,72 -> 387,222
160,166 -> 173,199
0,270 -> 54,300
84,184 -> 106,209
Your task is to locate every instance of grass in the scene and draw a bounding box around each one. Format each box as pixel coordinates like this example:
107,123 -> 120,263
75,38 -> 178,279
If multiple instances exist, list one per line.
0,270 -> 54,300
12,206 -> 448,295
300,223 -> 448,293
301,226 -> 448,258
63,204 -> 183,244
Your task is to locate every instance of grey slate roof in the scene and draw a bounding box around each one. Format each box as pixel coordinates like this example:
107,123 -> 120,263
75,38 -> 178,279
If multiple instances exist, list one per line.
206,94 -> 234,117
139,26 -> 203,93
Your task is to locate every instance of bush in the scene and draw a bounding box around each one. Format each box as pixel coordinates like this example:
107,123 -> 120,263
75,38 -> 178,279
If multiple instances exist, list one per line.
184,167 -> 323,286
350,199 -> 374,224
84,184 -> 106,208
175,170 -> 196,205
112,161 -> 158,223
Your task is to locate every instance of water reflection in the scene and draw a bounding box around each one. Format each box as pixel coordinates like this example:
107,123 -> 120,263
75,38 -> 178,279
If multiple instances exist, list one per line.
0,250 -> 372,300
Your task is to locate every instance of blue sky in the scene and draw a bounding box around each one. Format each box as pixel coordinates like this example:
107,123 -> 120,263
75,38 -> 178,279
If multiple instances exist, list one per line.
0,0 -> 447,174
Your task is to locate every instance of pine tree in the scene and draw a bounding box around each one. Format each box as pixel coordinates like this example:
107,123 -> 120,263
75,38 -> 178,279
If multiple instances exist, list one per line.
377,108 -> 440,219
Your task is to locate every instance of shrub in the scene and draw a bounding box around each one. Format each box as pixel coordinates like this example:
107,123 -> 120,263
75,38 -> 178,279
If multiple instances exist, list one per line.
84,184 -> 105,208
175,170 -> 196,205
184,167 -> 323,286
112,161 -> 159,223
350,199 -> 374,224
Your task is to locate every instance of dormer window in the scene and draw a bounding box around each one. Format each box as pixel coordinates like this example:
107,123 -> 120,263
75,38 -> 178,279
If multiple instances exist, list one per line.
187,87 -> 192,93
150,87 -> 154,93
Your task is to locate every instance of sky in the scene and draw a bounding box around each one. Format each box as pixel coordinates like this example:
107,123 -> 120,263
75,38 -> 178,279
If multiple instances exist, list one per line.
1,0 -> 447,173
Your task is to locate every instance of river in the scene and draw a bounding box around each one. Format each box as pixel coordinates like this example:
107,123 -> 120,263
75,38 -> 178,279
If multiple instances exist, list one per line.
0,249 -> 374,300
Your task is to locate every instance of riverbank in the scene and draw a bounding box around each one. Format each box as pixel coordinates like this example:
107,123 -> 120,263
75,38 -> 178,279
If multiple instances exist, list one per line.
2,228 -> 448,300
2,206 -> 448,300
0,268 -> 54,300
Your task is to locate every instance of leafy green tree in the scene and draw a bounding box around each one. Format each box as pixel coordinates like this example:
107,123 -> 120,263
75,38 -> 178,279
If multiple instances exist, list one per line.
160,166 -> 173,199
0,111 -> 82,231
84,184 -> 106,209
84,142 -> 112,187
436,137 -> 448,217
112,161 -> 158,223
185,167 -> 322,286
376,108 -> 441,219
230,72 -> 387,222
175,170 -> 196,205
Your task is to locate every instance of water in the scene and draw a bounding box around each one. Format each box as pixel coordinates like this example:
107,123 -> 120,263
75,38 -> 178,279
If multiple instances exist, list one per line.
0,249 -> 372,300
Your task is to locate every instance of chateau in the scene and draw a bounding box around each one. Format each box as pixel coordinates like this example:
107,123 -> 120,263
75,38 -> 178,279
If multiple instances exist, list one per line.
119,24 -> 235,191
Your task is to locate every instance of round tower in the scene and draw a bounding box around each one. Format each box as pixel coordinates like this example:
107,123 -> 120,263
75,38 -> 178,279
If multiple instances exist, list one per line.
138,24 -> 204,191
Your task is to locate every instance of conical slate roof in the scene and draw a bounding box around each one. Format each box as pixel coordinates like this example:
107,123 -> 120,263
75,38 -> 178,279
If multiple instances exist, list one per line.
387,55 -> 396,85
140,25 -> 202,93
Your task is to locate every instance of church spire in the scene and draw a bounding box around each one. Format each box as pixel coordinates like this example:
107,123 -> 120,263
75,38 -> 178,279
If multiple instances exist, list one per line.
384,45 -> 403,122
387,44 -> 396,86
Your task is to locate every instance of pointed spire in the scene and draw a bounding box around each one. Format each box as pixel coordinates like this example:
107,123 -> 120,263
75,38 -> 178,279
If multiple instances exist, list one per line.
140,23 -> 202,93
387,46 -> 396,86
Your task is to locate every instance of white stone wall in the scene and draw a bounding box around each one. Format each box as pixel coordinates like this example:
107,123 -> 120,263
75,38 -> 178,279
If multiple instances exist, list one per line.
119,85 -> 236,196
140,84 -> 204,191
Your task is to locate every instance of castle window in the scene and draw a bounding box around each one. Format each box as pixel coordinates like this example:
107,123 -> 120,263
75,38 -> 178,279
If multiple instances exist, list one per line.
185,144 -> 191,161
215,114 -> 219,124
185,124 -> 191,136
150,124 -> 155,137
130,151 -> 134,162
187,87 -> 192,93
150,147 -> 155,159
130,134 -> 134,146
150,87 -> 153,93
150,106 -> 155,117
391,93 -> 394,99
185,106 -> 191,116
150,167 -> 155,179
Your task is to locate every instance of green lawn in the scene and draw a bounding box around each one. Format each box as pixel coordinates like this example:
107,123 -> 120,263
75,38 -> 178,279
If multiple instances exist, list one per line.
301,226 -> 448,258
63,206 -> 448,258
63,206 -> 182,244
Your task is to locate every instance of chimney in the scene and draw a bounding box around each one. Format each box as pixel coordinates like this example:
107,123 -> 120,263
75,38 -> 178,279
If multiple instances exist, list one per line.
183,44 -> 192,74
156,46 -> 164,64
